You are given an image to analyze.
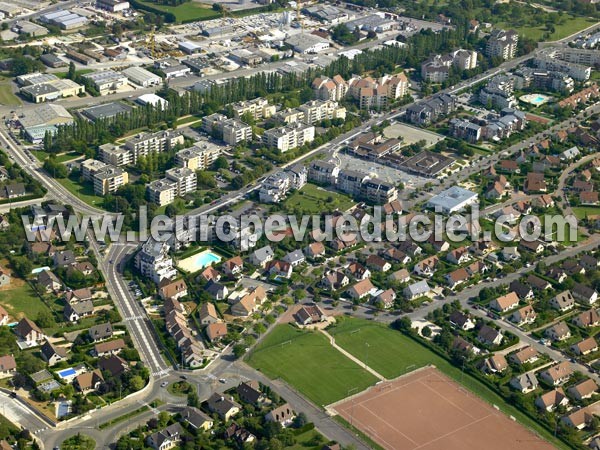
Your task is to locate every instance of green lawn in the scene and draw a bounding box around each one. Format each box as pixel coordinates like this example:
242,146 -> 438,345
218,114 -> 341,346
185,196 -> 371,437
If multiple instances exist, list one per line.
327,318 -> 569,450
57,176 -> 104,208
55,69 -> 94,79
496,16 -> 596,42
137,0 -> 221,22
284,183 -> 356,214
31,151 -> 82,163
0,281 -> 51,320
246,324 -> 378,406
0,82 -> 21,107
572,206 -> 600,220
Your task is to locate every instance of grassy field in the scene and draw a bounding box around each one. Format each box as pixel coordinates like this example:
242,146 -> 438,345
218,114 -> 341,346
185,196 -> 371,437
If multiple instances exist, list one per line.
284,183 -> 356,214
327,318 -> 569,449
55,69 -> 94,79
0,281 -> 51,320
0,81 -> 21,107
246,325 -> 378,406
137,0 -> 220,22
496,16 -> 596,41
57,176 -> 103,208
572,206 -> 600,219
31,151 -> 82,163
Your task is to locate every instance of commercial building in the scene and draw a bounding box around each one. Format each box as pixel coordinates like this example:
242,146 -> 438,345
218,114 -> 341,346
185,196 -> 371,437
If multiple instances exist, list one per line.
21,78 -> 84,103
96,0 -> 130,13
303,4 -> 350,24
81,102 -> 133,122
39,9 -> 89,30
40,53 -> 66,68
136,93 -> 169,110
344,13 -> 397,33
399,150 -> 454,178
155,58 -> 191,80
426,186 -> 478,213
285,33 -> 330,54
82,70 -> 128,93
18,104 -> 74,143
121,66 -> 161,87
486,29 -> 518,60
14,21 -> 48,37
262,123 -> 315,152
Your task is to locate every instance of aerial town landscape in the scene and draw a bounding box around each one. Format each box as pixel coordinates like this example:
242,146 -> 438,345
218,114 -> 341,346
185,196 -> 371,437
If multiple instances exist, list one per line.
0,0 -> 599,449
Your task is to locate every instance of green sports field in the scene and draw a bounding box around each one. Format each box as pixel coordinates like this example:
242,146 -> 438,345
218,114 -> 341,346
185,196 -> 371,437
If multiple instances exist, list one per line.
246,324 -> 378,406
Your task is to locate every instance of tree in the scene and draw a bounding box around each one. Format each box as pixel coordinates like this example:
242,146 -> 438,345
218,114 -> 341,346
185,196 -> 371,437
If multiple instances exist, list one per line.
35,311 -> 55,328
394,316 -> 412,332
213,156 -> 228,170
128,375 -> 145,391
233,344 -> 246,358
421,326 -> 432,337
293,412 -> 308,428
67,61 -> 76,80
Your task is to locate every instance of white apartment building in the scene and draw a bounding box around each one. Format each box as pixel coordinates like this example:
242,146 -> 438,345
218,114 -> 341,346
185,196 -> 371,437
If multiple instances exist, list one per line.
486,29 -> 518,60
231,98 -> 275,121
92,166 -> 129,195
124,130 -> 185,163
146,179 -> 177,206
262,123 -> 315,152
135,239 -> 177,284
80,158 -> 108,181
298,100 -> 346,124
202,113 -> 252,145
166,167 -> 197,196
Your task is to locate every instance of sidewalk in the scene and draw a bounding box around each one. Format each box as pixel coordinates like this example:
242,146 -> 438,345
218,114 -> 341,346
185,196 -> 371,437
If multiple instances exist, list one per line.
319,329 -> 386,382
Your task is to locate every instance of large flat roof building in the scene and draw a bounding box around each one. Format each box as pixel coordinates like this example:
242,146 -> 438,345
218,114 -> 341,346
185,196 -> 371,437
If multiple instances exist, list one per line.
426,186 -> 478,213
121,66 -> 161,87
81,102 -> 133,122
285,34 -> 330,54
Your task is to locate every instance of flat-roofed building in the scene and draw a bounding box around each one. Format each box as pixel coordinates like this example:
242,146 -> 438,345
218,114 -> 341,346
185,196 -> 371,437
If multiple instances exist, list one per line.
92,166 -> 128,195
175,142 -> 224,170
124,130 -> 184,163
99,143 -> 132,167
82,70 -> 128,93
81,102 -> 132,122
262,123 -> 315,152
121,66 -> 161,87
165,167 -> 197,196
231,98 -> 275,121
147,180 -> 177,206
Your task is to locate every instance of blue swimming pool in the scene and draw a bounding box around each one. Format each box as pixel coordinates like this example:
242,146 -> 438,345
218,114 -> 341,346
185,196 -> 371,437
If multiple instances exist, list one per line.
57,368 -> 76,379
177,250 -> 222,272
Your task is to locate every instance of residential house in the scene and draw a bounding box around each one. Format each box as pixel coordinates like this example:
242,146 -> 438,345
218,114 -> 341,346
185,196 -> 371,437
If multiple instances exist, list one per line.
388,268 -> 410,284
545,321 -> 571,341
366,254 -> 391,272
571,337 -> 598,356
88,322 -> 113,342
207,392 -> 240,420
510,346 -> 540,366
37,270 -> 62,293
0,306 -> 8,327
146,423 -> 183,450
265,403 -> 295,427
206,322 -> 228,343
64,300 -> 94,322
320,270 -> 350,291
449,311 -> 475,330
403,280 -> 431,300
490,292 -> 520,313
572,283 -> 598,305
383,248 -> 411,265
159,279 -> 188,301
580,254 -> 599,272
519,239 -> 545,254
223,257 -> 244,276
572,309 -> 600,328
180,406 -> 213,432
509,280 -> 534,301
0,355 -> 16,377
266,260 -> 293,279
294,304 -> 326,326
199,303 -> 220,325
347,278 -> 376,301
510,372 -> 539,393
445,268 -> 470,289
98,355 -> 129,377
477,325 -> 503,346
452,336 -> 481,356
540,362 -> 573,386
53,250 -> 76,268
501,247 -> 520,262
527,274 -> 552,291
346,262 -> 371,280
550,291 -> 575,312
40,341 -> 67,366
510,305 -> 537,326
65,288 -> 92,305
284,250 -> 305,267
236,381 -> 266,405
547,268 -> 568,284
561,408 -> 594,430
14,318 -> 46,345
567,379 -> 598,402
94,339 -> 126,357
249,246 -> 274,268
305,242 -> 326,259
413,256 -> 440,277
446,247 -> 471,265
205,280 -> 229,301
535,388 -> 569,412
480,354 -> 508,374
225,423 -> 256,445
374,289 -> 396,309
75,369 -> 104,393
200,266 -> 221,282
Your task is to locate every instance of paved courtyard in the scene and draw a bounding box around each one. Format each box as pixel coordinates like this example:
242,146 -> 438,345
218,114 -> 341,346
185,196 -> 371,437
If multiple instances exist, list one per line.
383,122 -> 445,147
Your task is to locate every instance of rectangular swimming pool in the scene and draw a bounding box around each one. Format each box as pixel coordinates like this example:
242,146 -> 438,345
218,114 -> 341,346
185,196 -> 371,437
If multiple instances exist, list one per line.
57,368 -> 76,379
177,249 -> 222,273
